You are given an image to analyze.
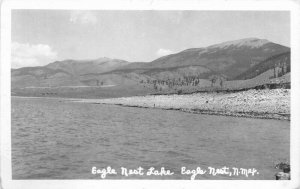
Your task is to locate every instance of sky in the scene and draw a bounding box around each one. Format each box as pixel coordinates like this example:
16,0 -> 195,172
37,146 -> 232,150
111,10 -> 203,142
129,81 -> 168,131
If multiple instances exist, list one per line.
11,10 -> 290,68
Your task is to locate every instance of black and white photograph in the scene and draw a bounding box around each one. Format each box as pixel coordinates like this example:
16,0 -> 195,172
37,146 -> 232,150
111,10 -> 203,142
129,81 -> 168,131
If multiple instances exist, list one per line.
1,0 -> 300,188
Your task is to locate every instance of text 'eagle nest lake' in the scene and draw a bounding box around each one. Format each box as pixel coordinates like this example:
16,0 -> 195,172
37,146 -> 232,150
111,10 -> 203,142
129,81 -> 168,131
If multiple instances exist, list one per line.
11,10 -> 290,180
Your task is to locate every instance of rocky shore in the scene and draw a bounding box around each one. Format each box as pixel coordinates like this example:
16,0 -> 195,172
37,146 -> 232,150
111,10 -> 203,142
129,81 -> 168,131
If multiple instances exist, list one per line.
77,89 -> 290,120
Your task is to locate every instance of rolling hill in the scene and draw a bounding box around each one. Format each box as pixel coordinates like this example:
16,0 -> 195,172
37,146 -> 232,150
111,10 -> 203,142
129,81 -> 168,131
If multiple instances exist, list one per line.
11,58 -> 130,88
11,38 -> 291,98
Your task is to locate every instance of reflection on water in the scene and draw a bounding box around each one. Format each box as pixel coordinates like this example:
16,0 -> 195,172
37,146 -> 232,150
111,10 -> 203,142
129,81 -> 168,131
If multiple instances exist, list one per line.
11,97 -> 289,179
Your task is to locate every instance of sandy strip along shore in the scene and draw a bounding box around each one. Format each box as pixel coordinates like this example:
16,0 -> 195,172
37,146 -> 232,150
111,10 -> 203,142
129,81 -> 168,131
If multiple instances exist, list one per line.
76,89 -> 290,120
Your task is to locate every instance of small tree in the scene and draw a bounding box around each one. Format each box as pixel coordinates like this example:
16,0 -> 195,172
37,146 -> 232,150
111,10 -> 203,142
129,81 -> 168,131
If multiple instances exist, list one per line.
209,75 -> 217,87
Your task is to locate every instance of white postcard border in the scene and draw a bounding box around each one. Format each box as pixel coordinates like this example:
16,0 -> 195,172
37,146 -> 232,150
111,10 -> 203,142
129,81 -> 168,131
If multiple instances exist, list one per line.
1,0 -> 300,188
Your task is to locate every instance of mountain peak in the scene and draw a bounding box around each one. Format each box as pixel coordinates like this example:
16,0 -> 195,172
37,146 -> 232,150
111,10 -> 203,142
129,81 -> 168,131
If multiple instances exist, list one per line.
208,38 -> 270,49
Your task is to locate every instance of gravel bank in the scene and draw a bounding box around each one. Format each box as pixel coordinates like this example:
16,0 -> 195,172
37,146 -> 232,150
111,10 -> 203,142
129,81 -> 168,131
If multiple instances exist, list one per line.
77,89 -> 290,120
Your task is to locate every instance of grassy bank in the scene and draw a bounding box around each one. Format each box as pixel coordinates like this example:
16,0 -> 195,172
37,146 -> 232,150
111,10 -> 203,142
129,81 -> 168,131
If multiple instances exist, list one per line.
77,89 -> 290,120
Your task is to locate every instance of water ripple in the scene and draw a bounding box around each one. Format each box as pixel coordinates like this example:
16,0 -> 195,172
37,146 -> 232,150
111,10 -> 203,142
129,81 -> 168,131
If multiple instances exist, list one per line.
11,97 -> 290,180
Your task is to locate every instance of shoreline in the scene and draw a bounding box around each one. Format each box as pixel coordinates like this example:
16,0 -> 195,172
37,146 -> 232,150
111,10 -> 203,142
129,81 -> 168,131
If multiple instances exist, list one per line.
12,89 -> 290,121
75,89 -> 290,121
12,94 -> 290,120
98,102 -> 290,121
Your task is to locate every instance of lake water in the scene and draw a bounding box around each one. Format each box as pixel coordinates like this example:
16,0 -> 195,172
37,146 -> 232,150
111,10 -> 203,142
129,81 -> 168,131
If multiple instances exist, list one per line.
11,97 -> 290,180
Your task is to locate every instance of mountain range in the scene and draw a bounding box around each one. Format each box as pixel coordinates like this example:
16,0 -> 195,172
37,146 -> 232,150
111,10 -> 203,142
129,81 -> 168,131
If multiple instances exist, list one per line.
11,38 -> 291,98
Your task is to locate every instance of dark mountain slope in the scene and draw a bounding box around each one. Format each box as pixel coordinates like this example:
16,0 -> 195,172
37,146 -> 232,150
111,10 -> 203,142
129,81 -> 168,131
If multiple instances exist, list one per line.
234,52 -> 290,80
112,38 -> 290,79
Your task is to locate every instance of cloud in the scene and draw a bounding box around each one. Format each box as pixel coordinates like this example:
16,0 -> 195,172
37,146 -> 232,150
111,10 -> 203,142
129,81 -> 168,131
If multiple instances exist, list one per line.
156,48 -> 173,57
70,11 -> 97,25
11,42 -> 58,68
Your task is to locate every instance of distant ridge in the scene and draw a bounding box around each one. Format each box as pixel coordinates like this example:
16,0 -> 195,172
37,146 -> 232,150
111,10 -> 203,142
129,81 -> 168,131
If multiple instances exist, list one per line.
11,38 -> 290,98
